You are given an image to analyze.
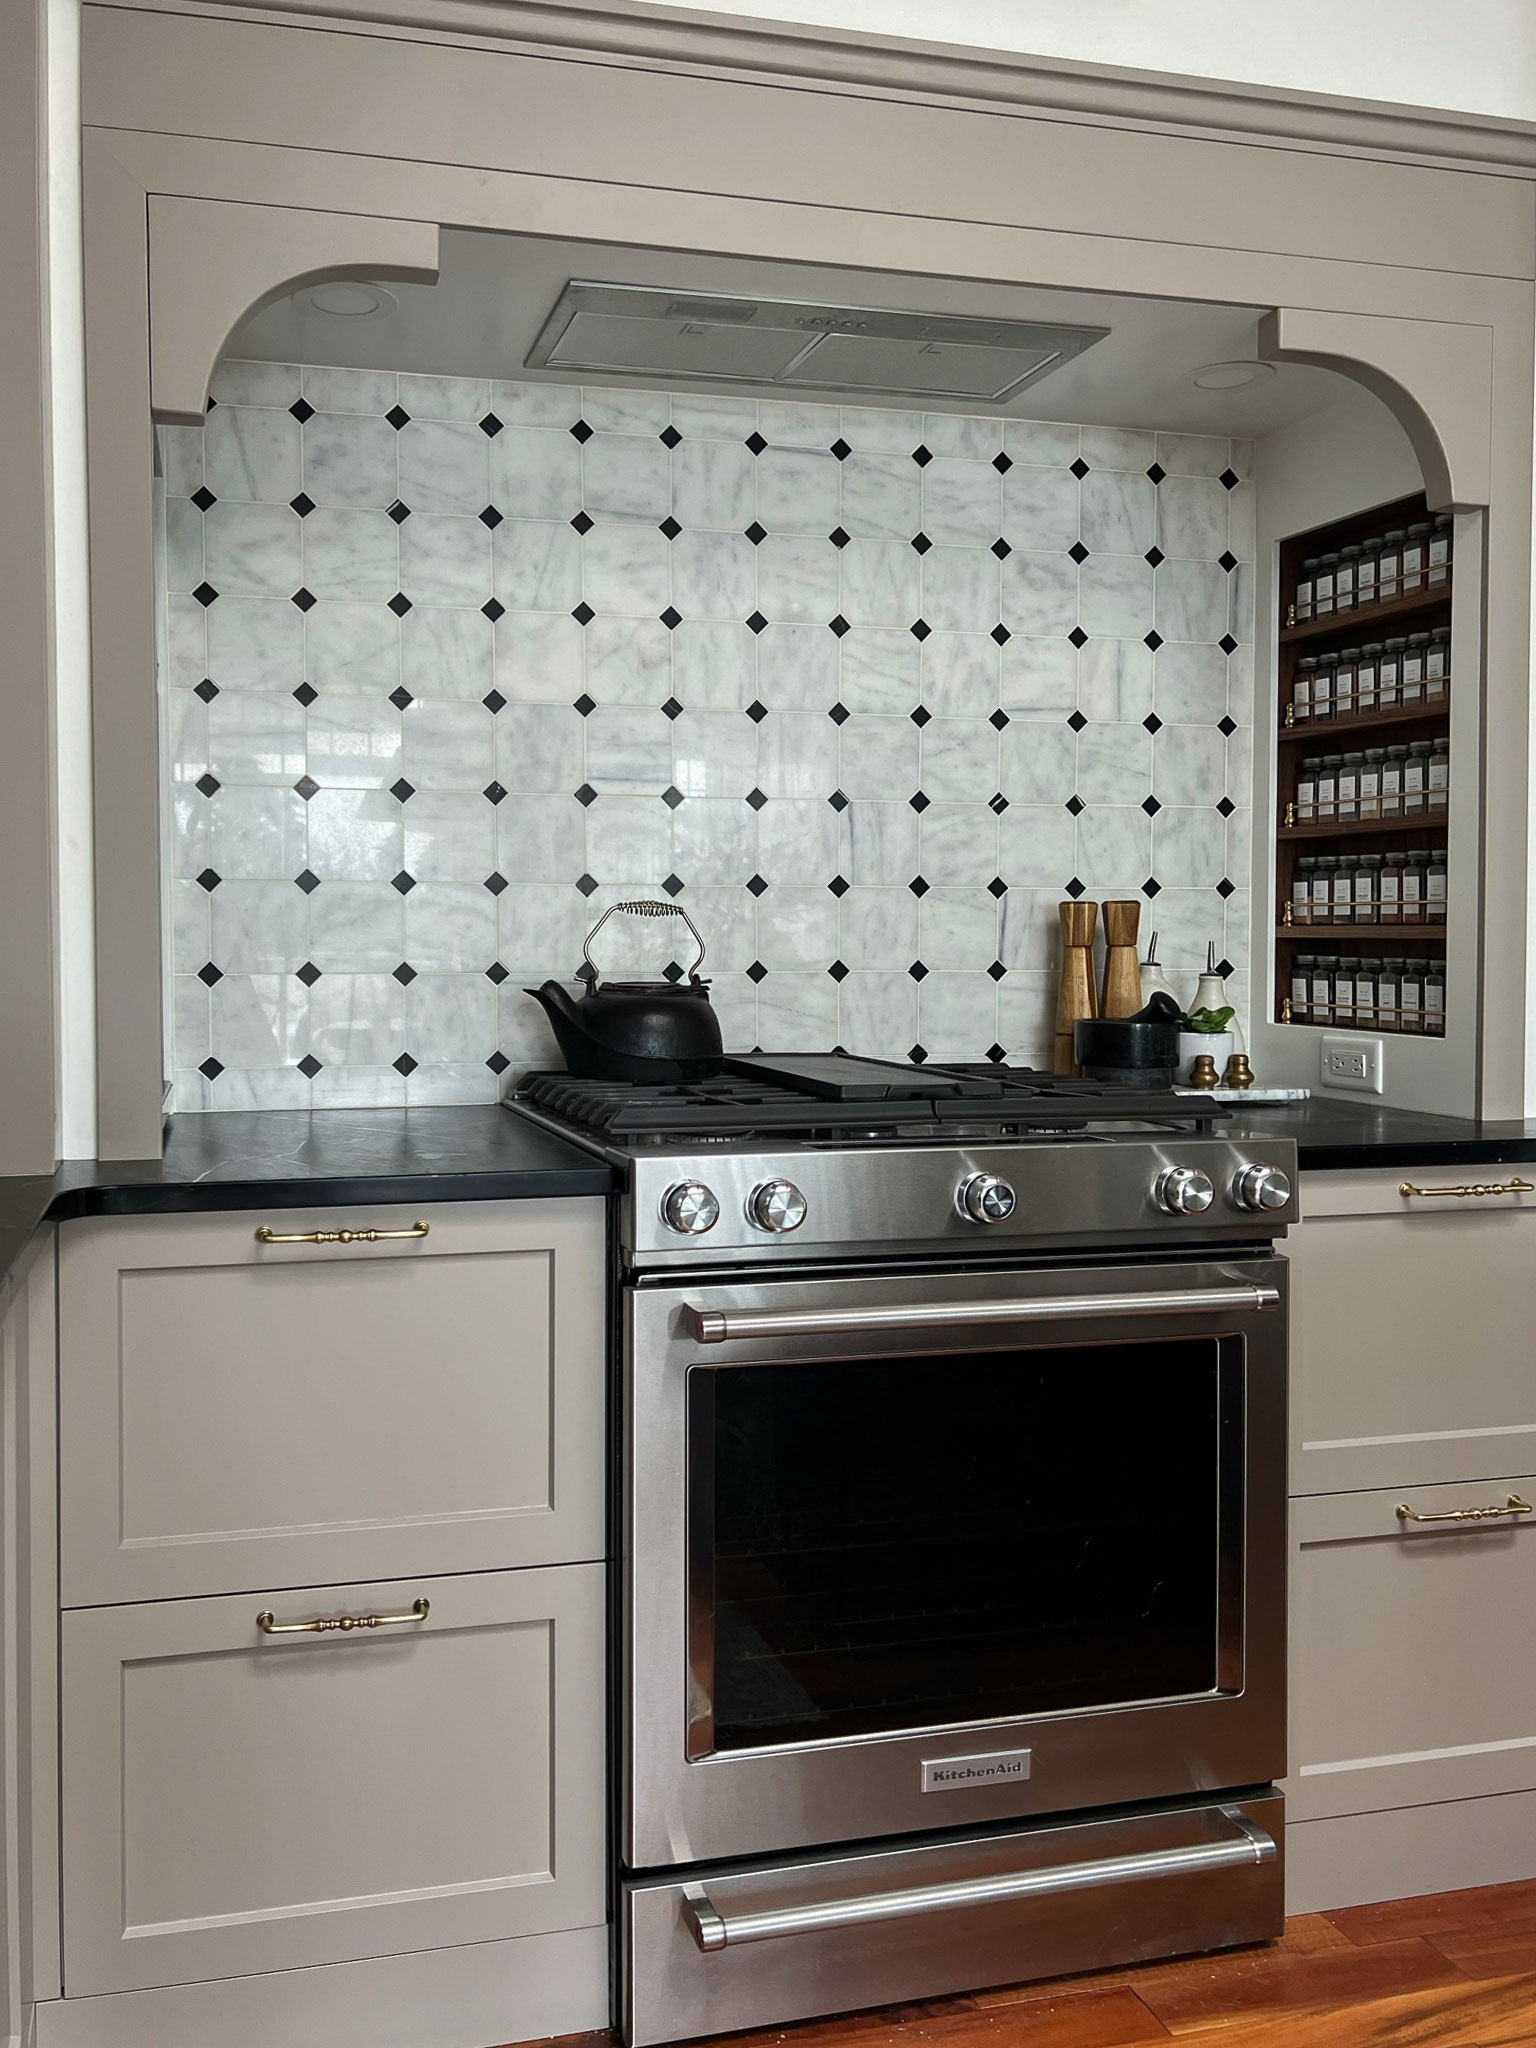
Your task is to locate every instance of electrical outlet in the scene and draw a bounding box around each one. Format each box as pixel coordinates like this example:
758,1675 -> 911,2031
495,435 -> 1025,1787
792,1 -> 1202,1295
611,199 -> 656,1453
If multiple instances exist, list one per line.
1320,1034 -> 1384,1094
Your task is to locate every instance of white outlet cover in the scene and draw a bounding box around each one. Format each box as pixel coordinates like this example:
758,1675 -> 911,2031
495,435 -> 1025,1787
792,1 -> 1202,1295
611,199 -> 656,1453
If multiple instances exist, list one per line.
1320,1033 -> 1384,1094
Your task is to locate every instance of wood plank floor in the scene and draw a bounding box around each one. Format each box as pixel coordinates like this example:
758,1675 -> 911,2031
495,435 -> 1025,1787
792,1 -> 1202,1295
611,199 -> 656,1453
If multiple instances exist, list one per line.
541,1878 -> 1536,2048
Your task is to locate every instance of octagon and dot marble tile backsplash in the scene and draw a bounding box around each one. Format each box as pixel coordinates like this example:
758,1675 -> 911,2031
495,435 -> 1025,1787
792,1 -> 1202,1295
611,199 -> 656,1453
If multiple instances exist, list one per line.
159,361 -> 1254,1110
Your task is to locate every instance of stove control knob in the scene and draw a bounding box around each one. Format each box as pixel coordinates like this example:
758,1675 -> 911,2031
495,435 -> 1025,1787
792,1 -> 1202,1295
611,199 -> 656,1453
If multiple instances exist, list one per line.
957,1173 -> 1017,1225
746,1179 -> 808,1233
660,1182 -> 720,1236
1155,1166 -> 1215,1217
1232,1163 -> 1293,1213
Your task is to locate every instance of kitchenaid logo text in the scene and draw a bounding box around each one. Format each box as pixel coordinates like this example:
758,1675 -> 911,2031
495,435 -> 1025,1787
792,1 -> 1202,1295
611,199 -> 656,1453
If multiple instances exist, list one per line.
921,1750 -> 1033,1792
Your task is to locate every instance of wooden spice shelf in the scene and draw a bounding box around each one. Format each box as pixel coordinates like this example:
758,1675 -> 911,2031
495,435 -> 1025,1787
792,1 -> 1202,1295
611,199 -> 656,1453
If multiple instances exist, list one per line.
1278,815 -> 1449,841
1279,580 -> 1451,644
1277,697 -> 1450,743
1274,925 -> 1446,942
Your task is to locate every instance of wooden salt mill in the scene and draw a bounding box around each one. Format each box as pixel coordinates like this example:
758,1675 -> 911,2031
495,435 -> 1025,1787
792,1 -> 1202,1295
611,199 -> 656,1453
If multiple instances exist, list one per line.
1054,900 -> 1099,1076
1100,900 -> 1143,1019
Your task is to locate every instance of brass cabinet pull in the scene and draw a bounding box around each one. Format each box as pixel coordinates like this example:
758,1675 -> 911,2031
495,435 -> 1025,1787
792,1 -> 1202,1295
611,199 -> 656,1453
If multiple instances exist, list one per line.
254,1220 -> 431,1245
1398,1178 -> 1534,1201
256,1597 -> 430,1635
1395,1496 -> 1532,1527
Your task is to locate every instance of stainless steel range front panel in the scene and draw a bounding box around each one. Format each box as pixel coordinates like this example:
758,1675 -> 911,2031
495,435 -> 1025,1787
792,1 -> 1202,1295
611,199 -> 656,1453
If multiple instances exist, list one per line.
623,1255 -> 1287,1872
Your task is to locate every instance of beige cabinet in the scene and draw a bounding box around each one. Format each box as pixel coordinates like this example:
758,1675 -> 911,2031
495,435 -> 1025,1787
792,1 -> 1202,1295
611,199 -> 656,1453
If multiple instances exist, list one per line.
59,1199 -> 604,1605
61,1562 -> 605,1995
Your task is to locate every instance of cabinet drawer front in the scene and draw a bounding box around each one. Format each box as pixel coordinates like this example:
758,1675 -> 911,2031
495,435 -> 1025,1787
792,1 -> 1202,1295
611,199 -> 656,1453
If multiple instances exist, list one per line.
60,1199 -> 604,1603
1289,1176 -> 1536,1492
61,1564 -> 606,1994
1289,1474 -> 1536,1822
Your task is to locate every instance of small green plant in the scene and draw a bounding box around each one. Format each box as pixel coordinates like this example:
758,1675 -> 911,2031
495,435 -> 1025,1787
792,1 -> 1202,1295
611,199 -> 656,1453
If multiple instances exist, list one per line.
1182,1005 -> 1236,1033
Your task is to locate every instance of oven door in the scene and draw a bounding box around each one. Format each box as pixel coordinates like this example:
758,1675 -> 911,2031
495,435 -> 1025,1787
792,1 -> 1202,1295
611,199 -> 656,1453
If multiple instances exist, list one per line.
624,1256 -> 1286,1871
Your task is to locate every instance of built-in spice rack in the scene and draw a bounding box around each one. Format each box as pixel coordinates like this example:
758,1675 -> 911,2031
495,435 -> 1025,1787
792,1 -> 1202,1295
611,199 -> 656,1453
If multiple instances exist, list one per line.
1274,491 -> 1450,1037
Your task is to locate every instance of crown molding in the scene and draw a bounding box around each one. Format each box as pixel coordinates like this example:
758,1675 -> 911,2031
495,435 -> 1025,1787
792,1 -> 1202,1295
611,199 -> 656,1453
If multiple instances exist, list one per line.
100,0 -> 1536,175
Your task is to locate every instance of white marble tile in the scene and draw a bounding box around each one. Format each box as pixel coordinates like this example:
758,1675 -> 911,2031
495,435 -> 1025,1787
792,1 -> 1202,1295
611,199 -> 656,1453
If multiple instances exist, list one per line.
836,796 -> 915,888
165,596 -> 208,689
757,535 -> 839,623
838,405 -> 925,454
159,424 -> 205,498
1080,470 -> 1155,555
311,1063 -> 408,1109
497,792 -> 588,884
491,521 -> 583,614
921,634 -> 998,718
923,459 -> 1001,547
581,386 -> 671,435
399,605 -> 494,702
495,703 -> 585,793
203,1066 -> 316,1110
998,636 -> 1077,717
301,507 -> 398,601
1078,554 -> 1154,639
584,616 -> 673,706
756,972 -> 839,1050
757,711 -> 837,798
301,366 -> 397,415
839,714 -> 919,800
494,612 -> 585,704
1227,482 -> 1256,564
1153,724 -> 1227,806
839,539 -> 920,629
496,989 -> 563,1068
301,413 -> 399,509
918,887 -> 998,971
1152,805 -> 1226,889
304,600 -> 399,695
923,414 -> 1001,461
399,514 -> 492,607
209,786 -> 307,880
672,531 -> 756,620
1004,419 -> 1080,467
840,452 -> 921,541
398,419 -> 490,516
204,405 -> 300,503
402,885 -> 499,971
1076,805 -> 1152,891
1230,439 -> 1254,481
996,890 -> 1058,971
996,805 -> 1076,888
213,360 -> 300,408
492,381 -> 582,429
170,788 -> 212,879
918,973 -> 998,1057
672,620 -> 755,708
305,694 -> 403,788
670,393 -> 758,441
1080,426 -> 1156,472
679,887 -> 759,972
582,433 -> 671,522
756,448 -> 840,534
754,798 -> 839,884
585,705 -> 672,792
755,622 -> 838,710
1076,723 -> 1152,806
173,977 -> 210,1069
756,400 -> 832,449
921,548 -> 1000,634
165,688 -> 208,786
209,880 -> 308,972
585,794 -> 673,883
404,1061 -> 499,1107
164,499 -> 203,593
840,630 -> 920,713
402,700 -> 493,789
402,791 -> 495,881
583,523 -> 671,616
1226,723 -> 1252,801
673,710 -> 759,797
1156,475 -> 1229,561
492,428 -> 583,522
1155,558 -> 1229,643
207,691 -> 307,784
203,502 -> 301,597
672,439 -> 755,530
404,972 -> 498,1060
172,877 -> 209,968
1154,641 -> 1228,724
1001,466 -> 1079,553
1229,564 -> 1254,646
1226,643 -> 1254,725
497,883 -> 591,972
920,804 -> 997,886
838,886 -> 916,969
398,374 -> 489,423
1155,432 -> 1230,478
1078,638 -> 1153,723
305,788 -> 402,882
995,971 -> 1056,1062
206,597 -> 304,692
209,973 -> 309,1066
838,972 -> 916,1055
1001,552 -> 1077,637
756,889 -> 837,969
671,795 -> 757,884
920,720 -> 997,803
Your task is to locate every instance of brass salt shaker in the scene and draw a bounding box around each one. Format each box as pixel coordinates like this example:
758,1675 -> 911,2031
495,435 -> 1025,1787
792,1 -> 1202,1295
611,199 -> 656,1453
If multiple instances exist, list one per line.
1222,1052 -> 1255,1090
1188,1053 -> 1220,1090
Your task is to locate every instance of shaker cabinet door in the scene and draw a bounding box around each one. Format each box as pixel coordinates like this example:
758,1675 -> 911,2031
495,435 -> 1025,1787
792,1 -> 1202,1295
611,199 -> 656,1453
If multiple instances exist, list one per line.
58,1199 -> 605,1604
60,1564 -> 606,1994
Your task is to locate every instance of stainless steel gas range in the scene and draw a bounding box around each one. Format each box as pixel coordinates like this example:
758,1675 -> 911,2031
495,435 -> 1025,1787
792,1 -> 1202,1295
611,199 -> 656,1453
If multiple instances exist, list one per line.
507,1055 -> 1295,2047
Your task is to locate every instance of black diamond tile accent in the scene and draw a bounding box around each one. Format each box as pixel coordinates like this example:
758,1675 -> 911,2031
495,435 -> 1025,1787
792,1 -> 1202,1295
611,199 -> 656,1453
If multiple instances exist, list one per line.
1146,462 -> 1166,485
571,510 -> 594,535
1068,541 -> 1090,564
190,485 -> 216,512
385,404 -> 410,431
472,689 -> 502,717
193,582 -> 219,607
910,705 -> 931,727
290,587 -> 316,612
660,606 -> 683,630
197,961 -> 222,986
826,875 -> 848,898
988,961 -> 1006,982
486,962 -> 509,984
196,867 -> 221,892
989,709 -> 1010,731
1143,877 -> 1162,898
572,602 -> 595,625
484,871 -> 508,895
195,772 -> 220,798
745,522 -> 767,546
388,592 -> 412,616
908,1043 -> 928,1063
830,438 -> 852,461
393,962 -> 417,985
986,1040 -> 1007,1062
293,774 -> 319,801
1069,457 -> 1090,479
572,693 -> 598,718
387,500 -> 411,525
479,413 -> 503,438
294,868 -> 320,894
828,788 -> 849,811
908,875 -> 929,897
486,1050 -> 511,1075
1218,957 -> 1235,978
1143,712 -> 1163,733
661,962 -> 684,985
292,681 -> 316,706
199,1056 -> 224,1080
1217,795 -> 1236,818
992,537 -> 1012,560
746,699 -> 768,724
479,505 -> 503,530
659,515 -> 682,540
1218,713 -> 1238,736
745,787 -> 767,810
482,598 -> 506,622
296,960 -> 322,986
195,678 -> 220,702
1065,794 -> 1085,816
389,685 -> 413,710
661,696 -> 683,721
746,960 -> 768,983
574,783 -> 597,806
1213,876 -> 1238,901
828,959 -> 848,982
205,396 -> 216,413
297,1053 -> 323,1078
911,532 -> 932,555
747,611 -> 769,634
828,614 -> 850,638
390,870 -> 416,894
829,526 -> 851,550
989,792 -> 1009,814
393,1052 -> 417,1076
1145,546 -> 1165,568
290,397 -> 315,423
828,701 -> 849,725
909,791 -> 929,812
1142,794 -> 1162,816
1144,629 -> 1163,651
749,873 -> 771,897
742,429 -> 767,456
1219,467 -> 1240,491
283,491 -> 316,520
1065,877 -> 1086,899
1219,550 -> 1238,573
1219,633 -> 1240,656
569,419 -> 593,443
575,872 -> 599,896
1068,626 -> 1088,648
662,874 -> 684,898
991,623 -> 1011,646
908,960 -> 928,981
910,619 -> 932,642
662,785 -> 685,809
660,424 -> 682,449
912,445 -> 933,467
993,451 -> 1013,474
988,877 -> 1007,898
1067,710 -> 1088,732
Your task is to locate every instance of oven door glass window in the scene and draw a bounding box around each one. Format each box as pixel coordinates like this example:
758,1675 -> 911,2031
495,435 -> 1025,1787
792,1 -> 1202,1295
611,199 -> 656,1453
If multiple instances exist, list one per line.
690,1339 -> 1238,1755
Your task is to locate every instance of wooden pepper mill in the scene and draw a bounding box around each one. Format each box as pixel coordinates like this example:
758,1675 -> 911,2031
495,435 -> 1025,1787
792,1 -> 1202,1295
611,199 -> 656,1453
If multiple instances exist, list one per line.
1099,900 -> 1143,1019
1054,900 -> 1099,1076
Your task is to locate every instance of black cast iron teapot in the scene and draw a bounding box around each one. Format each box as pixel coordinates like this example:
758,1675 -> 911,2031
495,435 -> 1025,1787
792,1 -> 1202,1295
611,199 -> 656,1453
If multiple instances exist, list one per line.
526,899 -> 724,1083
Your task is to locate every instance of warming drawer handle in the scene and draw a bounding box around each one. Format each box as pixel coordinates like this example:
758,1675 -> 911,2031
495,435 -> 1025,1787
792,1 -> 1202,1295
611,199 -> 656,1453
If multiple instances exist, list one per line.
681,1809 -> 1276,1951
254,1220 -> 431,1245
684,1284 -> 1281,1345
256,1597 -> 430,1635
1398,1178 -> 1534,1201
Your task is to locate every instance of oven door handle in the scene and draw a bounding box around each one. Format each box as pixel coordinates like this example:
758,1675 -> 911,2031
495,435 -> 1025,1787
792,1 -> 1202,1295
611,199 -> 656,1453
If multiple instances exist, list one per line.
681,1807 -> 1276,1951
683,1283 -> 1281,1345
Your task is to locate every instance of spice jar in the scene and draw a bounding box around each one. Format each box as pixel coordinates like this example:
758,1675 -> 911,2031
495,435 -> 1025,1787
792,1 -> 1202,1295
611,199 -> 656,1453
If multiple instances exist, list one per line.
1331,854 -> 1356,925
1291,954 -> 1313,1024
1356,643 -> 1382,714
1378,530 -> 1405,602
1353,956 -> 1379,1028
1402,850 -> 1429,923
1360,747 -> 1386,822
1355,852 -> 1383,923
1428,738 -> 1450,815
1425,627 -> 1450,702
1293,655 -> 1318,723
1292,855 -> 1317,924
1312,855 -> 1336,925
1401,632 -> 1430,706
1357,537 -> 1381,609
1337,544 -> 1361,612
1402,521 -> 1431,597
1334,648 -> 1361,718
1404,740 -> 1433,815
1314,552 -> 1339,617
1427,847 -> 1447,922
1382,744 -> 1409,817
1379,851 -> 1405,923
1311,954 -> 1336,1026
1377,957 -> 1401,1032
1337,751 -> 1363,823
1295,558 -> 1319,623
1425,959 -> 1446,1035
1400,956 -> 1424,1034
1379,637 -> 1406,708
1312,651 -> 1337,722
1317,755 -> 1341,822
1296,757 -> 1321,824
1428,514 -> 1453,587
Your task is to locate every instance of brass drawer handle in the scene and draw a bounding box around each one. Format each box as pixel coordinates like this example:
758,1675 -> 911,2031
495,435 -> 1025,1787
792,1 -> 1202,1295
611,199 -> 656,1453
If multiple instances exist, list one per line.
1396,1496 -> 1532,1527
257,1597 -> 431,1635
254,1220 -> 430,1245
1398,1179 -> 1534,1201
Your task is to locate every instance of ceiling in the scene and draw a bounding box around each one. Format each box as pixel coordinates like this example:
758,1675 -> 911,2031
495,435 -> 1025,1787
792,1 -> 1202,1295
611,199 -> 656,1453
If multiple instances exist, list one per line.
229,228 -> 1352,439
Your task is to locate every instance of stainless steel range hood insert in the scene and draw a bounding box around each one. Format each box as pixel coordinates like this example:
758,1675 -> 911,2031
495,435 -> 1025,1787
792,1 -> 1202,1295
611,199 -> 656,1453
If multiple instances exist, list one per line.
526,282 -> 1109,402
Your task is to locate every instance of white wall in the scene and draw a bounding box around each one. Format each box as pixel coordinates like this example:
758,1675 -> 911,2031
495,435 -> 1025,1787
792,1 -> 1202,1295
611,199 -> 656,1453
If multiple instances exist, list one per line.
668,0 -> 1536,121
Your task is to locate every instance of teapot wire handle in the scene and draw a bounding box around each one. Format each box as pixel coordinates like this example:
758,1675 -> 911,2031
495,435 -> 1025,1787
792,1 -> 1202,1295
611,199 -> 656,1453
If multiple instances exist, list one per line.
580,899 -> 708,985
